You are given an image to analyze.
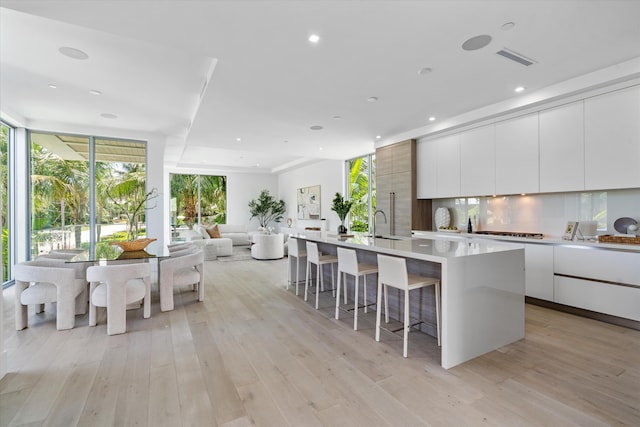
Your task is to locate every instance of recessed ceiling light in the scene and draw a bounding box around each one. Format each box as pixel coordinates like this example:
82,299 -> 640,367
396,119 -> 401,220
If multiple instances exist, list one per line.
367,97 -> 378,102
332,115 -> 342,120
100,113 -> 118,119
319,147 -> 323,151
255,163 -> 260,167
501,22 -> 515,31
48,84 -> 57,89
58,46 -> 89,60
418,67 -> 433,75
428,116 -> 436,121
236,137 -> 241,142
308,34 -> 320,43
283,140 -> 289,144
89,90 -> 102,96
376,135 -> 381,139
515,86 -> 525,92
310,125 -> 323,130
461,34 -> 492,51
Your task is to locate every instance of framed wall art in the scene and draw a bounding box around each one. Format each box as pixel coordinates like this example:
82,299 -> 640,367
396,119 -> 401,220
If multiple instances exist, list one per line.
297,185 -> 321,219
562,221 -> 579,240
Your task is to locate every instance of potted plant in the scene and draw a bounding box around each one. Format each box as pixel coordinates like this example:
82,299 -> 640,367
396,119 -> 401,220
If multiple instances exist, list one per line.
331,192 -> 353,234
248,189 -> 286,233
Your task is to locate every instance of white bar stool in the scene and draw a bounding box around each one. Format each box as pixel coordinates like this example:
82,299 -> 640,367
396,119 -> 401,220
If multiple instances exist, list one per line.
287,237 -> 307,295
304,241 -> 338,309
375,254 -> 441,357
335,247 -> 378,330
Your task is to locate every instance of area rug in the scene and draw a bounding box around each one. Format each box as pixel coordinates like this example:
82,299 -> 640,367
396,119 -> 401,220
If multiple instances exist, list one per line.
217,246 -> 253,262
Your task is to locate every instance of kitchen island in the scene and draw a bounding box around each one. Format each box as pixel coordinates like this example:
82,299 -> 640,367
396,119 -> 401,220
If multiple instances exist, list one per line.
291,232 -> 525,369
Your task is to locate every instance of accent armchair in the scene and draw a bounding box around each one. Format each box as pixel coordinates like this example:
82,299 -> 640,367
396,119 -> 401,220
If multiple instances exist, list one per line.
159,249 -> 204,312
14,259 -> 88,331
87,262 -> 151,335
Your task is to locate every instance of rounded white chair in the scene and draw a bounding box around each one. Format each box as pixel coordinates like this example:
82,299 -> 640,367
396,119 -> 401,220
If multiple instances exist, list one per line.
375,254 -> 440,357
251,233 -> 285,260
335,247 -> 378,330
87,262 -> 151,336
159,249 -> 205,312
304,241 -> 338,309
14,259 -> 88,331
287,237 -> 307,295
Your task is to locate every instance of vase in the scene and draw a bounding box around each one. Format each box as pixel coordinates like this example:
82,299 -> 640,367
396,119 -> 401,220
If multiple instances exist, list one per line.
338,222 -> 347,234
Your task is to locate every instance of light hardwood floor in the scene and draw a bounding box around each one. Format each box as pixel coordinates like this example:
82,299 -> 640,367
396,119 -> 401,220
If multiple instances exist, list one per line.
1,257 -> 639,426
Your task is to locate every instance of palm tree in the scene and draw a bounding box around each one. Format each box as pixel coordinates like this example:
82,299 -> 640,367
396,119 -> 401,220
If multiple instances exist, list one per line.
170,174 -> 199,228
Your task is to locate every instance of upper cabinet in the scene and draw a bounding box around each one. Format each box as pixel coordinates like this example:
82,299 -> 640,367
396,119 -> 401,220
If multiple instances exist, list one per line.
416,134 -> 460,198
415,84 -> 639,199
460,125 -> 495,196
539,101 -> 585,192
495,113 -> 539,195
584,85 -> 640,190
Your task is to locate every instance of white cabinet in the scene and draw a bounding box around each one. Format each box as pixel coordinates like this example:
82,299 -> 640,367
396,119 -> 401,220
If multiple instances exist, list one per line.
539,101 -> 585,192
437,135 -> 461,198
416,138 -> 438,198
495,113 -> 539,195
553,246 -> 640,321
585,85 -> 640,190
524,244 -> 554,301
460,125 -> 495,196
416,135 -> 460,198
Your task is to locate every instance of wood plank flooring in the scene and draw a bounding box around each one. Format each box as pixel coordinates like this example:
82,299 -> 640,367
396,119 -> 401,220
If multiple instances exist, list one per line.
1,257 -> 639,426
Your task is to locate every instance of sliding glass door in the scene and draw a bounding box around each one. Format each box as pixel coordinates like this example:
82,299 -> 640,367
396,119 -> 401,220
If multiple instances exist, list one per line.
170,173 -> 226,236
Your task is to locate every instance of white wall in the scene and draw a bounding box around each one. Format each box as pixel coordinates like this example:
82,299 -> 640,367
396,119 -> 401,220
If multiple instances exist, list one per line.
277,159 -> 344,232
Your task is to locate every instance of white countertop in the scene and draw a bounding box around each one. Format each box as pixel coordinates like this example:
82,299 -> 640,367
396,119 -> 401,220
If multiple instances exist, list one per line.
292,231 -> 524,263
412,230 -> 640,253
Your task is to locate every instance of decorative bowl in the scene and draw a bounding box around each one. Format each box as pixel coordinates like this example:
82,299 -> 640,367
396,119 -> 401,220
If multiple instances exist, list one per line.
110,238 -> 157,252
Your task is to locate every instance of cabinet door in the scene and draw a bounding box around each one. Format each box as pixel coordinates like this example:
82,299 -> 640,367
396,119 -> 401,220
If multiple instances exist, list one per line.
376,145 -> 393,177
375,177 -> 392,236
460,125 -> 495,196
436,134 -> 461,198
539,101 -> 585,192
392,171 -> 412,236
524,244 -> 554,301
495,113 -> 539,195
416,139 -> 438,198
392,140 -> 412,174
585,85 -> 640,190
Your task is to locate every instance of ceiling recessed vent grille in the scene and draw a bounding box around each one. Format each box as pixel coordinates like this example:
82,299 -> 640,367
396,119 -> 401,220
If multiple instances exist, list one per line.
496,48 -> 536,66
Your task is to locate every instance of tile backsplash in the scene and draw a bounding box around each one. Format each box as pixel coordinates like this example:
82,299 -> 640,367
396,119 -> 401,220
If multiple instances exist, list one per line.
430,188 -> 640,238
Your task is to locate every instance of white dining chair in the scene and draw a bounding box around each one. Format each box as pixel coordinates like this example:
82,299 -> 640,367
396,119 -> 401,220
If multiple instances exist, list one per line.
87,262 -> 151,335
159,249 -> 204,312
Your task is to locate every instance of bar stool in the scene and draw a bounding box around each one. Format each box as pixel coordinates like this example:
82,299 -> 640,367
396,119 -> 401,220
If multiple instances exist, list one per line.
375,254 -> 440,358
335,247 -> 378,330
304,241 -> 338,309
287,237 -> 307,295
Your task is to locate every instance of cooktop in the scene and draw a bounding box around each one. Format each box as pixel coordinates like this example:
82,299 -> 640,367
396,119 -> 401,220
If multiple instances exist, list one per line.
473,230 -> 544,239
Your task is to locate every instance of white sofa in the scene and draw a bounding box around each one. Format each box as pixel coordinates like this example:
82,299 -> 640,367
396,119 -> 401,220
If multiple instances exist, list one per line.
216,224 -> 252,246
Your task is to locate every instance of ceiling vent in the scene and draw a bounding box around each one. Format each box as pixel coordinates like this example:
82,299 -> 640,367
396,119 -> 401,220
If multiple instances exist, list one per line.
496,48 -> 536,66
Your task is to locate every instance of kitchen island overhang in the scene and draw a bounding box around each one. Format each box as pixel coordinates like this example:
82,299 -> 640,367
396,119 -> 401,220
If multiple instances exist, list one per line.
291,233 -> 525,369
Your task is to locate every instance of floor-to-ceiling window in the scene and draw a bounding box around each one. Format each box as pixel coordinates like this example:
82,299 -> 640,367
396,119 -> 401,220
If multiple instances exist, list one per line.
1,122 -> 11,283
29,132 -> 146,258
170,173 -> 226,233
345,153 -> 375,233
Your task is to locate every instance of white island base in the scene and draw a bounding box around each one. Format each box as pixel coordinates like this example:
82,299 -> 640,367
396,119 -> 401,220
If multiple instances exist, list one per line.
292,234 -> 525,369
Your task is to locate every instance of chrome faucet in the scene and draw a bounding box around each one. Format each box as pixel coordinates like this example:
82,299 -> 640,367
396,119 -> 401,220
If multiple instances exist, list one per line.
373,210 -> 387,237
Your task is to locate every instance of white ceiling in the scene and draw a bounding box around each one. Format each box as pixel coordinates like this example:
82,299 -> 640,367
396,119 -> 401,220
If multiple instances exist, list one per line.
2,1 -> 640,173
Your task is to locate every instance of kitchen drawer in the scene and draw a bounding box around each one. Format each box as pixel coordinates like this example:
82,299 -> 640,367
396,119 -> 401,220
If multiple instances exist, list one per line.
554,246 -> 640,286
554,275 -> 640,321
